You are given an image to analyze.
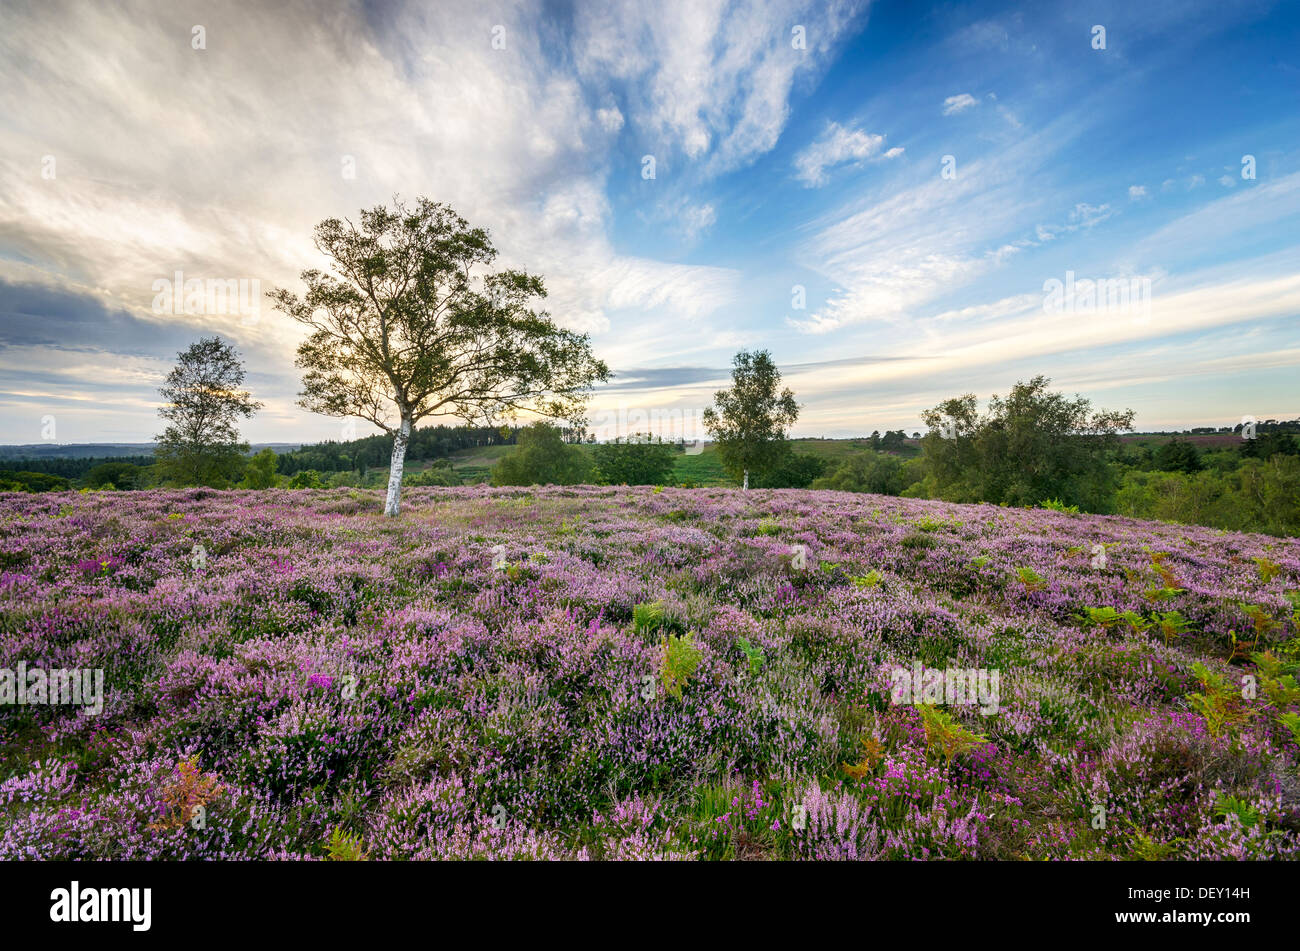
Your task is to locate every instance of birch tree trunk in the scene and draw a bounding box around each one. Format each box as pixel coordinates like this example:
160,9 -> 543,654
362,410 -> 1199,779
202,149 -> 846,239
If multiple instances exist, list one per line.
383,415 -> 412,517
743,468 -> 749,490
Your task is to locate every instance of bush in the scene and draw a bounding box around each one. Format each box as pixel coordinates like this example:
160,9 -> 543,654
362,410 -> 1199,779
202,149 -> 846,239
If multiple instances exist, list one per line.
405,461 -> 460,487
288,469 -> 326,489
0,470 -> 71,492
1114,457 -> 1300,536
239,448 -> 280,489
812,451 -> 909,495
750,449 -> 826,489
85,461 -> 143,490
490,423 -> 594,486
1154,439 -> 1202,474
592,434 -> 676,486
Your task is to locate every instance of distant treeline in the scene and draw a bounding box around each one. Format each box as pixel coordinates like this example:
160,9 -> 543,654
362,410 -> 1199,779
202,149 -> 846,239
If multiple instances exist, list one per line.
275,424 -> 521,475
1176,419 -> 1300,435
0,455 -> 156,480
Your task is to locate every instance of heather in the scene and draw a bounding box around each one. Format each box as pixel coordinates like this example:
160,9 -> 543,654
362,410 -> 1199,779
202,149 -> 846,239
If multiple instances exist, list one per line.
1,485 -> 1298,860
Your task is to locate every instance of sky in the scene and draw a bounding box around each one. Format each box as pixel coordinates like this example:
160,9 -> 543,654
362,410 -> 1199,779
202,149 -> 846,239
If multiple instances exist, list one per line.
1,0 -> 1298,446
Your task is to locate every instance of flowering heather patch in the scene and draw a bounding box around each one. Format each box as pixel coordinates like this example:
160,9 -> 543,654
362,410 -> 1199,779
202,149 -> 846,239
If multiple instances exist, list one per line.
1,485 -> 1298,860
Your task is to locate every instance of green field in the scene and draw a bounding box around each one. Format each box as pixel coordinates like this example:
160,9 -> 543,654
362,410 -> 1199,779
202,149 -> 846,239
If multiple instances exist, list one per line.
446,444 -> 517,484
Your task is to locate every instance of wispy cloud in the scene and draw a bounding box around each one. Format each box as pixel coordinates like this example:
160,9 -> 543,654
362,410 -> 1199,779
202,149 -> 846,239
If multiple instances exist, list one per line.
942,93 -> 978,115
793,121 -> 902,187
573,0 -> 868,176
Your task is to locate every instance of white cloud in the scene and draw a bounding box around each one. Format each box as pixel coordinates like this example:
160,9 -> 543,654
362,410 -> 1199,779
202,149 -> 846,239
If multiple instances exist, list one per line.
1128,185 -> 1148,200
793,122 -> 901,187
1035,202 -> 1114,242
679,202 -> 718,239
942,93 -> 978,115
1071,202 -> 1113,226
573,0 -> 868,176
1134,171 -> 1300,262
0,0 -> 751,442
787,106 -> 1124,335
596,106 -> 625,133
784,266 -> 1300,410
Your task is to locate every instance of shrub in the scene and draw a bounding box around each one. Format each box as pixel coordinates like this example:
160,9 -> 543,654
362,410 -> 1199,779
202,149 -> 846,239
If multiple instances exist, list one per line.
490,423 -> 594,486
592,434 -> 676,486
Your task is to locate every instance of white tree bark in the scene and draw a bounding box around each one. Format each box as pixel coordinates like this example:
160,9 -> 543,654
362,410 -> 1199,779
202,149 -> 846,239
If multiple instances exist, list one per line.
383,415 -> 412,517
743,468 -> 749,490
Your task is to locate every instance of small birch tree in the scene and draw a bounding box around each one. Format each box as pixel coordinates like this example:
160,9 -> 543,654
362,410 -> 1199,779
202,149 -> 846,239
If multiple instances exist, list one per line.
154,336 -> 262,487
702,349 -> 799,490
269,197 -> 609,516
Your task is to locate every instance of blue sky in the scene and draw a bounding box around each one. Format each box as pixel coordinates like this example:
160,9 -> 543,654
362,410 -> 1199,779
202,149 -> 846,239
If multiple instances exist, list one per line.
1,0 -> 1297,444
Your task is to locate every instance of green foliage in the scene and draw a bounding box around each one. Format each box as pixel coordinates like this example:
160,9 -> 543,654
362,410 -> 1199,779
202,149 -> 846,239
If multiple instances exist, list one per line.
1239,431 -> 1300,460
1015,567 -> 1047,592
850,570 -> 883,589
1261,674 -> 1300,708
1129,825 -> 1181,860
239,448 -> 280,489
1152,610 -> 1190,646
592,434 -> 677,486
737,637 -> 765,675
1231,605 -> 1283,661
154,336 -> 262,488
490,423 -> 594,486
659,631 -> 703,699
325,826 -> 369,861
632,601 -> 666,636
912,515 -> 960,532
1287,590 -> 1300,631
702,350 -> 799,488
288,469 -> 326,489
1143,586 -> 1184,604
1075,606 -> 1124,630
404,459 -> 460,487
85,461 -> 143,490
1213,795 -> 1261,829
1153,438 -> 1202,474
1277,712 -> 1300,745
1251,650 -> 1300,679
749,445 -> 827,488
916,705 -> 988,764
1253,557 -> 1281,584
811,449 -> 913,495
1114,457 -> 1300,537
0,470 -> 71,492
1186,663 -> 1254,737
1040,497 -> 1080,514
915,375 -> 1134,511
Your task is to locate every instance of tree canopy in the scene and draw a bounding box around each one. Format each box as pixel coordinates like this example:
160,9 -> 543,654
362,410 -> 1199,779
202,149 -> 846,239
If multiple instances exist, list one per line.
702,349 -> 799,489
591,434 -> 677,485
490,422 -> 593,486
154,336 -> 261,487
917,375 -> 1135,509
269,196 -> 609,514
